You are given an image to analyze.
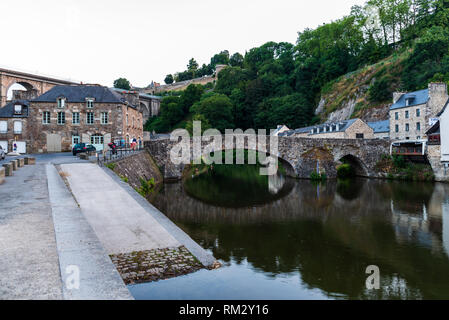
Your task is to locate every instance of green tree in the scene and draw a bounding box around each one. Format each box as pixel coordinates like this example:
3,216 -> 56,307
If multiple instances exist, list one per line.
230,52 -> 244,67
191,94 -> 234,132
113,78 -> 131,90
164,74 -> 174,84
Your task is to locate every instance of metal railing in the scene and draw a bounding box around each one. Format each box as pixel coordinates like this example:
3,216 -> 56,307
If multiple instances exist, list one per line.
97,145 -> 144,166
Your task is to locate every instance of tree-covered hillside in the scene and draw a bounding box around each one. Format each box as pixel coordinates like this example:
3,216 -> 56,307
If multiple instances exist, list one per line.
146,0 -> 449,133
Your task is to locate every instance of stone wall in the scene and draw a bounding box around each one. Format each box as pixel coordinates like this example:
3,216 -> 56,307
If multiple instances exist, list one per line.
27,101 -> 143,153
145,135 -> 391,180
427,145 -> 449,182
389,103 -> 426,141
108,150 -> 163,190
0,118 -> 30,153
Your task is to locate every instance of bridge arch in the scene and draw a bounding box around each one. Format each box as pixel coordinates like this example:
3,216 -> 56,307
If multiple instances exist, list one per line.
338,154 -> 369,177
199,146 -> 296,177
6,81 -> 37,101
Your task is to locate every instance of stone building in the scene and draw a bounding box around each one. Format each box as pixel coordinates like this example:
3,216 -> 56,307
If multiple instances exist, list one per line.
280,119 -> 374,140
367,120 -> 390,139
110,88 -> 161,123
27,85 -> 143,153
0,100 -> 29,153
389,83 -> 448,141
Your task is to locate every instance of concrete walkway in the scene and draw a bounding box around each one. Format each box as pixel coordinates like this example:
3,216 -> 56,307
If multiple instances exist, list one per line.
47,164 -> 132,299
60,163 -> 215,266
0,163 -> 63,299
0,153 -> 132,299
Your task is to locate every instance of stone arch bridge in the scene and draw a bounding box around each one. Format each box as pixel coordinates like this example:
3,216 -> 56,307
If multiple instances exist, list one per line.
0,67 -> 79,106
145,135 -> 390,180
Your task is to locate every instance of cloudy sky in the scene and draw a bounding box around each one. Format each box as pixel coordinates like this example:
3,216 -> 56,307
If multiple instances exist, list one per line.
0,0 -> 366,88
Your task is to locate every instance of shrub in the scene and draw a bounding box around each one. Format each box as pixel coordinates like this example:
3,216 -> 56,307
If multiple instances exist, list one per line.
137,178 -> 156,197
106,163 -> 116,170
310,172 -> 327,181
337,163 -> 355,179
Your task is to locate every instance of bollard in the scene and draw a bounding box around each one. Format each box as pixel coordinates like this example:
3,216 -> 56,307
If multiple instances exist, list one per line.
26,157 -> 36,165
11,160 -> 18,171
18,158 -> 25,167
0,167 -> 5,185
2,163 -> 13,176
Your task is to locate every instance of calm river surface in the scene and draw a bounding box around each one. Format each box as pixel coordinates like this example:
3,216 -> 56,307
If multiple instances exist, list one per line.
129,172 -> 449,300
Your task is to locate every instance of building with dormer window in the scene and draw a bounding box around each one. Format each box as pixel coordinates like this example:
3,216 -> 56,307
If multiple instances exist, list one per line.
27,84 -> 143,153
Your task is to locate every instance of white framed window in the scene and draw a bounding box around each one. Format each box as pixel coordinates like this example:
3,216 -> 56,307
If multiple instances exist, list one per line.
405,123 -> 409,132
14,120 -> 22,134
57,97 -> 66,108
0,120 -> 7,133
101,112 -> 108,124
72,136 -> 80,146
86,112 -> 94,124
72,112 -> 80,124
14,104 -> 22,114
405,110 -> 409,119
57,112 -> 65,125
91,134 -> 104,145
43,111 -> 51,124
416,108 -> 421,117
417,122 -> 421,131
86,98 -> 94,108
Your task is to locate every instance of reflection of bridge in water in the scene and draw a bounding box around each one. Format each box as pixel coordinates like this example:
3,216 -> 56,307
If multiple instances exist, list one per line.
149,178 -> 449,299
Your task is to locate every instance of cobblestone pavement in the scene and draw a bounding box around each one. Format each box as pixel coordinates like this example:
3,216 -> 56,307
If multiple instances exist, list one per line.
110,246 -> 205,285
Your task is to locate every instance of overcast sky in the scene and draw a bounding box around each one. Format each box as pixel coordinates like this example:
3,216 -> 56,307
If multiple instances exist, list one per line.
0,0 -> 366,88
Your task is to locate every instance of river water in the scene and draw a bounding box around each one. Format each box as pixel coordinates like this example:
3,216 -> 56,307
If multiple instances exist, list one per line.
128,172 -> 449,300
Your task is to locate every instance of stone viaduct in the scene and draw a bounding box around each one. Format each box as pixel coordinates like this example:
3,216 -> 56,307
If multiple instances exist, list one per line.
0,67 -> 80,107
145,135 -> 391,180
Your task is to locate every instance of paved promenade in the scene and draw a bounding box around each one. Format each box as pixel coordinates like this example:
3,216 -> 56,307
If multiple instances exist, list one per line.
0,153 -> 132,299
60,163 -> 216,267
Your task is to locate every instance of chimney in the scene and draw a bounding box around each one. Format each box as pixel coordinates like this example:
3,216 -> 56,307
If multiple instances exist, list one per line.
393,92 -> 404,104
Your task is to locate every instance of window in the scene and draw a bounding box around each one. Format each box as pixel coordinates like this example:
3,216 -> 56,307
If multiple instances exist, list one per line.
356,133 -> 364,139
405,110 -> 409,119
72,112 -> 80,124
43,111 -> 50,124
14,121 -> 22,134
395,124 -> 399,133
57,112 -> 65,125
91,134 -> 104,145
57,97 -> 65,108
101,112 -> 108,124
417,122 -> 421,131
14,104 -> 22,114
86,112 -> 94,124
0,121 -> 7,133
395,112 -> 399,120
417,136 -> 421,140
405,123 -> 409,132
72,136 -> 80,146
126,114 -> 129,126
86,98 -> 94,108
416,108 -> 421,117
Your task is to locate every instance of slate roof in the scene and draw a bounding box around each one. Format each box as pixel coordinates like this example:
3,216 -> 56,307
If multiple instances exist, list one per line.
279,119 -> 360,137
0,100 -> 29,118
390,89 -> 429,110
33,85 -> 125,104
367,120 -> 390,133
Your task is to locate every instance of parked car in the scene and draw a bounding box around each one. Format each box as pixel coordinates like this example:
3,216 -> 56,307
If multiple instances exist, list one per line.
0,146 -> 5,160
72,143 -> 96,156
